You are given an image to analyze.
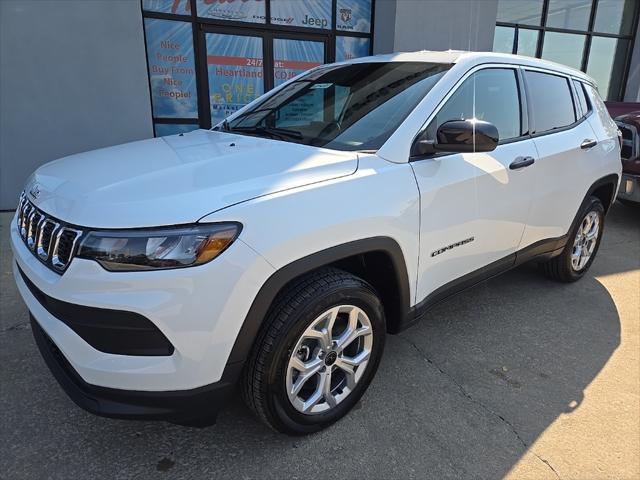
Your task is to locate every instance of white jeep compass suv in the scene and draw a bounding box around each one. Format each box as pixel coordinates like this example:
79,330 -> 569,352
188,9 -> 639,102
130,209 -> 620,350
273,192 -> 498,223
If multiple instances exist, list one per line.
12,51 -> 621,434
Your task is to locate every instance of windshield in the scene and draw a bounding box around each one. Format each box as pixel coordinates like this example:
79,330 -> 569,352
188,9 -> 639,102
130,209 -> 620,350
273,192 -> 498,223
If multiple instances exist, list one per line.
221,62 -> 452,151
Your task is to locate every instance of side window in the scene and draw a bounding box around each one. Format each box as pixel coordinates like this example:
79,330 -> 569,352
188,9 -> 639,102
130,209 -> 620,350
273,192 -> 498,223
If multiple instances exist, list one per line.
525,71 -> 576,134
428,68 -> 522,142
573,80 -> 592,118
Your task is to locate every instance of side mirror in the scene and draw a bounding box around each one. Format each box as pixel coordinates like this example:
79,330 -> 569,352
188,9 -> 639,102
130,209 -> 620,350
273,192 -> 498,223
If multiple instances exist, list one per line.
412,119 -> 499,156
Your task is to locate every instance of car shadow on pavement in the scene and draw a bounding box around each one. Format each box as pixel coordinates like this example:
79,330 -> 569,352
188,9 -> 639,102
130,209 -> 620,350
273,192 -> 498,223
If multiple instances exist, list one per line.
1,265 -> 622,480
1,205 -> 635,479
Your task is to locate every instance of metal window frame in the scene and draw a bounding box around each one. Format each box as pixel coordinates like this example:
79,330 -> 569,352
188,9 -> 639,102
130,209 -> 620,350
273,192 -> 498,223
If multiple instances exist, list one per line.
140,0 -> 375,133
495,0 -> 639,101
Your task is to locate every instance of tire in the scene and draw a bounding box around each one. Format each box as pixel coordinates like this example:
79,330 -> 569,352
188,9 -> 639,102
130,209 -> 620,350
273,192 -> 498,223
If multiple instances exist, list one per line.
241,267 -> 385,435
541,196 -> 605,282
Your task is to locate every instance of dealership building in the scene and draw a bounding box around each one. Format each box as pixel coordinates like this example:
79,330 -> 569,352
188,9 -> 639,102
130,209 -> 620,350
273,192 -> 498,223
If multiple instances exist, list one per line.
1,0 -> 638,209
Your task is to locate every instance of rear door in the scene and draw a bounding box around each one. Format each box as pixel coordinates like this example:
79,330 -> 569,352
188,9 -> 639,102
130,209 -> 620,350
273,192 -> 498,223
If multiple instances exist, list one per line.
411,66 -> 537,303
518,69 -> 602,248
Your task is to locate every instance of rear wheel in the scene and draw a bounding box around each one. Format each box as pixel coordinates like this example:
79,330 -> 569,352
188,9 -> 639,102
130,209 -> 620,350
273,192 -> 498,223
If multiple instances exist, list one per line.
241,267 -> 385,435
541,196 -> 605,282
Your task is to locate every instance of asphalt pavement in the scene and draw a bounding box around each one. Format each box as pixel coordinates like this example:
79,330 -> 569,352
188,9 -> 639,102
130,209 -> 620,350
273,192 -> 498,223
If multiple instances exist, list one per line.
1,204 -> 638,480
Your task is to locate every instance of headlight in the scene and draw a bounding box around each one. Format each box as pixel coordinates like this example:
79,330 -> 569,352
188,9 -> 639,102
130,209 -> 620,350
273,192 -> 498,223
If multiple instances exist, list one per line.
77,223 -> 241,271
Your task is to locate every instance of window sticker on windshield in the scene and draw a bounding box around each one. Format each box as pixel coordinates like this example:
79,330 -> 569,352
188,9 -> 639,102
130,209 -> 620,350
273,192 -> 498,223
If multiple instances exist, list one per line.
310,83 -> 333,89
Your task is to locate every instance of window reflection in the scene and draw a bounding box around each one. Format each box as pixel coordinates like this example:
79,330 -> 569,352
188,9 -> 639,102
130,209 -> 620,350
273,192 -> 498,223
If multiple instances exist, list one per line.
593,0 -> 637,35
517,29 -> 539,57
587,37 -> 630,100
493,26 -> 515,54
497,0 -> 545,25
546,0 -> 591,30
154,123 -> 199,136
541,32 -> 585,70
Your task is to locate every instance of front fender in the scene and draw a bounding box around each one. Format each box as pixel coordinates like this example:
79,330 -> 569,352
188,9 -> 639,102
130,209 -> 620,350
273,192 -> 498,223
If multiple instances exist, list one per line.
199,154 -> 421,364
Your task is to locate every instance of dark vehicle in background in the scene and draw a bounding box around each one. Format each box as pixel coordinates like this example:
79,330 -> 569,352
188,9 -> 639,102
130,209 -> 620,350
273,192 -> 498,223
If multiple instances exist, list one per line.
615,112 -> 640,207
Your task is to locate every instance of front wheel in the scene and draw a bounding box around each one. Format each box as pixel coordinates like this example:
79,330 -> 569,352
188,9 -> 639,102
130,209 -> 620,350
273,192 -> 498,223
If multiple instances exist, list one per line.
541,196 -> 605,282
241,268 -> 385,435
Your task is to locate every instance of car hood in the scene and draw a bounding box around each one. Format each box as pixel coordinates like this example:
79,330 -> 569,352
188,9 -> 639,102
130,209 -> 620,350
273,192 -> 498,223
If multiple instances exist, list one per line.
25,129 -> 358,228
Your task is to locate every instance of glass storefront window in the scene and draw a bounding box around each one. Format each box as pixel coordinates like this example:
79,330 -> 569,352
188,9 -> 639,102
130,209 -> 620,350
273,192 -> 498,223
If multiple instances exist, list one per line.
593,0 -> 636,35
494,0 -> 637,101
273,39 -> 324,87
496,0 -> 544,25
493,26 -> 538,56
517,28 -> 539,57
587,37 -> 630,100
140,1 -> 379,133
335,36 -> 370,62
154,123 -> 199,136
541,31 -> 585,70
144,19 -> 198,119
270,0 -> 333,29
493,26 -> 515,54
336,0 -> 372,34
142,0 -> 191,15
196,0 -> 266,23
205,33 -> 264,124
546,0 -> 591,30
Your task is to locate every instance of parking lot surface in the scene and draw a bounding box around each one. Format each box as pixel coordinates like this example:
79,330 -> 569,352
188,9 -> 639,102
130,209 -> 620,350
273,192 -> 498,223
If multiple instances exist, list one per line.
1,204 -> 638,480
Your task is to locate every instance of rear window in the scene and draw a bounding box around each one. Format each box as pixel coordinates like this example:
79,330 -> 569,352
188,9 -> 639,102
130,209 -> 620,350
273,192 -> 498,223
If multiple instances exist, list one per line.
525,71 -> 576,134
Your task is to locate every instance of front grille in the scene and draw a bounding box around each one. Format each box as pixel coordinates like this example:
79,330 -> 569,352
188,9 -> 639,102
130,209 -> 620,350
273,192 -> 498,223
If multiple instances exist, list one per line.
16,191 -> 83,274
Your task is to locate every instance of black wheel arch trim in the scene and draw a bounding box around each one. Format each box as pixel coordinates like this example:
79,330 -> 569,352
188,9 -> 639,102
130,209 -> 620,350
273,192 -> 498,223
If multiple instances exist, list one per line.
226,237 -> 411,366
583,173 -> 619,213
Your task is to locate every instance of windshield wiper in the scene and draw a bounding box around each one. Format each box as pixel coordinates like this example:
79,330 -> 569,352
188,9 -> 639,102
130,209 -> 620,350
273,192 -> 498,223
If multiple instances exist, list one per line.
229,125 -> 303,141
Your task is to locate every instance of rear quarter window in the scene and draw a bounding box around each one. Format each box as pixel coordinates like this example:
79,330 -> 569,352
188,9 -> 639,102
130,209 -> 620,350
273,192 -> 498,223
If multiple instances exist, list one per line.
583,82 -> 618,133
573,80 -> 592,118
525,71 -> 576,134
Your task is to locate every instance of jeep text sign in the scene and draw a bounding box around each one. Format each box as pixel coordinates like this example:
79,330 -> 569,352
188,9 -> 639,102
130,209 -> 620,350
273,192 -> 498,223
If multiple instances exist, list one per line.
270,0 -> 332,29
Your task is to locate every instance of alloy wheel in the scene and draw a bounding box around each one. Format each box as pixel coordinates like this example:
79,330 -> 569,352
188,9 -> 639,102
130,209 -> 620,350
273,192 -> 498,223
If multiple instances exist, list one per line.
285,305 -> 373,415
571,210 -> 600,271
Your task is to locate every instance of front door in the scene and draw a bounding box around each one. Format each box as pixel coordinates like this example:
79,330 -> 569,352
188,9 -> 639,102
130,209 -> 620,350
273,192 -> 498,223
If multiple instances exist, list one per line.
411,66 -> 537,303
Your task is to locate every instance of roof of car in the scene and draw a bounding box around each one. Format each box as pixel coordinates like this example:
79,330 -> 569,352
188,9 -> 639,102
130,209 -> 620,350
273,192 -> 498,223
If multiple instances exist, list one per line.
346,50 -> 595,85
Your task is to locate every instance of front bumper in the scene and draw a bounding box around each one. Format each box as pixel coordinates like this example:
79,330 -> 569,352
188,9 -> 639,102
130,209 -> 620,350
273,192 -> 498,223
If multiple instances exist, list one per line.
617,173 -> 640,203
31,315 -> 240,424
11,213 -> 274,396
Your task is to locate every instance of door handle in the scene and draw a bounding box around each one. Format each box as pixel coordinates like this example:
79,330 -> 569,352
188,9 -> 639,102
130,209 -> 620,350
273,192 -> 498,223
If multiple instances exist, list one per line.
581,139 -> 598,149
509,156 -> 535,170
